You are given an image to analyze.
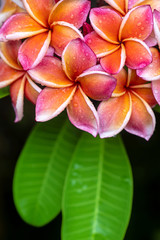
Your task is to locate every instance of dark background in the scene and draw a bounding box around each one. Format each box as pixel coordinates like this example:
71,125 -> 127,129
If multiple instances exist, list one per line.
1,0 -> 160,239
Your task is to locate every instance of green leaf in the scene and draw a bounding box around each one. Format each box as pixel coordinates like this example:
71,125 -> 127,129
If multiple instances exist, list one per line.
13,114 -> 81,227
62,133 -> 133,240
0,86 -> 10,98
153,104 -> 160,113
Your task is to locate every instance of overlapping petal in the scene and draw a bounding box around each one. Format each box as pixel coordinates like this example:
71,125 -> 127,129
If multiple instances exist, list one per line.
137,48 -> 160,80
104,0 -> 127,15
85,31 -> 120,58
153,10 -> 160,48
0,40 -> 22,70
67,86 -> 99,137
119,5 -> 153,41
127,68 -> 147,86
0,59 -> 24,88
62,38 -> 97,81
18,31 -> 51,70
24,75 -> 41,104
36,85 -> 77,122
48,0 -> 90,28
125,91 -> 155,140
112,68 -> 127,96
90,8 -> 122,44
152,80 -> 160,105
0,0 -> 17,26
10,75 -> 26,122
0,13 -> 46,41
100,45 -> 126,75
28,57 -> 73,88
124,39 -> 152,69
77,71 -> 116,100
51,22 -> 84,56
22,0 -> 54,27
131,87 -> 157,106
98,93 -> 132,138
129,0 -> 160,11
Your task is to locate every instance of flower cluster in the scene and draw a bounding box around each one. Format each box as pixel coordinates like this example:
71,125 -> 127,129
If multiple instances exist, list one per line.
0,0 -> 160,140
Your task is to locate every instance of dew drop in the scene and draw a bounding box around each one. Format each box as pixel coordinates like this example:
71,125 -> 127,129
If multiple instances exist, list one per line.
137,22 -> 141,26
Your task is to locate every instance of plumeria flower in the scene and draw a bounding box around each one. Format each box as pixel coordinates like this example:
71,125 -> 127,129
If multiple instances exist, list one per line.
137,10 -> 160,105
98,68 -> 157,140
0,40 -> 41,122
0,0 -> 90,70
30,39 -> 116,137
104,0 -> 160,15
85,5 -> 153,75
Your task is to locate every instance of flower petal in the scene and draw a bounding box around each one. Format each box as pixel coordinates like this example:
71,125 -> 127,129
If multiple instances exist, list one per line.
125,91 -> 155,140
10,75 -> 26,122
18,31 -> 51,70
112,68 -> 127,96
90,7 -> 122,44
0,0 -> 17,26
28,56 -> 73,88
11,0 -> 24,9
0,59 -> 24,88
0,40 -> 22,70
51,21 -> 84,56
22,0 -> 54,27
77,71 -> 116,101
152,80 -> 160,105
104,0 -> 126,15
67,86 -> 99,137
0,13 -> 46,41
85,31 -> 120,58
100,44 -> 126,75
36,85 -> 77,122
127,68 -> 147,86
131,87 -> 157,107
153,10 -> 160,49
124,38 -> 152,69
129,0 -> 160,11
48,0 -> 90,28
119,5 -> 153,41
24,75 -> 41,104
62,38 -> 97,81
144,30 -> 157,47
98,93 -> 131,138
137,48 -> 160,80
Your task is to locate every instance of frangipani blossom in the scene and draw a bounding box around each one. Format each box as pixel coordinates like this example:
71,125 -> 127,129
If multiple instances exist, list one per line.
129,0 -> 160,12
32,39 -> 116,137
0,0 -> 90,70
85,5 -> 153,75
0,40 -> 41,122
98,68 -> 157,140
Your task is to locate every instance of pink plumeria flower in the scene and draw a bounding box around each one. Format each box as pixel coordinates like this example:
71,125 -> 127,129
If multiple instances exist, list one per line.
85,5 -> 153,75
31,39 -> 116,137
98,68 -> 157,140
0,40 -> 41,122
0,0 -> 90,70
137,10 -> 160,105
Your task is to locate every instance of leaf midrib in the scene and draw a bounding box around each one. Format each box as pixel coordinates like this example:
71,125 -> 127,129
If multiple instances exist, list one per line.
91,139 -> 105,239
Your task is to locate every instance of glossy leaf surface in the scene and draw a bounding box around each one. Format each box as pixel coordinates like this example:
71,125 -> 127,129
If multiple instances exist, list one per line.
62,134 -> 133,240
13,114 -> 81,226
0,86 -> 10,98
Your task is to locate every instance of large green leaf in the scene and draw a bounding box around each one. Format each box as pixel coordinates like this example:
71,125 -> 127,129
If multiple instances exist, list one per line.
0,86 -> 10,99
62,133 -> 133,240
13,114 -> 81,227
